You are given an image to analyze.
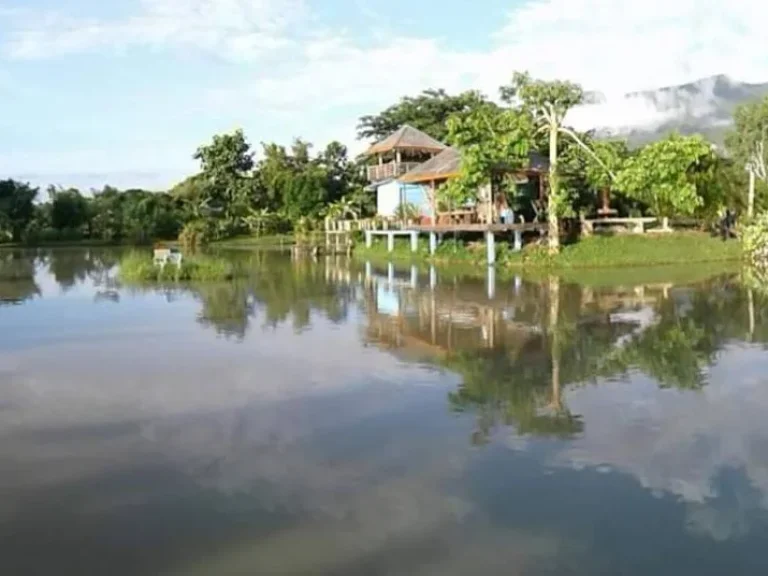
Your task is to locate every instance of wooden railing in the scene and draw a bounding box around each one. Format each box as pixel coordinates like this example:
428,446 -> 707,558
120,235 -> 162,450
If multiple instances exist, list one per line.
366,162 -> 422,182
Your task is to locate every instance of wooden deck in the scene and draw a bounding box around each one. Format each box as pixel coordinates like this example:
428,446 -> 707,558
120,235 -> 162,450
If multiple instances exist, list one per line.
410,222 -> 547,233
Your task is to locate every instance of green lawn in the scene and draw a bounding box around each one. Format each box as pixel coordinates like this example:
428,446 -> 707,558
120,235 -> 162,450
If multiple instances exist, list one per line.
355,232 -> 742,270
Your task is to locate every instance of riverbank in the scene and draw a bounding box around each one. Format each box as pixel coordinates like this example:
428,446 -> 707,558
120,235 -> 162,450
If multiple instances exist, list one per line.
213,234 -> 294,249
355,232 -> 742,270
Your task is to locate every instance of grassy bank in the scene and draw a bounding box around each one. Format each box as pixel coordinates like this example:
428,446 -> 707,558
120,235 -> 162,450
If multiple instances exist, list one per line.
355,232 -> 742,270
118,252 -> 243,282
213,233 -> 294,249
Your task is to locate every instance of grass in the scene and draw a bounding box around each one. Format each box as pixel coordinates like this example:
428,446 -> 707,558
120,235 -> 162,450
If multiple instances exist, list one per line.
213,233 -> 294,248
118,252 -> 243,283
355,232 -> 742,270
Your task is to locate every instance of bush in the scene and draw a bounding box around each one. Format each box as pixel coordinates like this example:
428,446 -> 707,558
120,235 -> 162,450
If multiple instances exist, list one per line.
118,252 -> 241,283
179,220 -> 214,249
741,212 -> 768,266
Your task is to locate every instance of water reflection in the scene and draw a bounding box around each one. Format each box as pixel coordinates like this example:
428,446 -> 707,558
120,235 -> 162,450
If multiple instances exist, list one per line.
4,249 -> 768,573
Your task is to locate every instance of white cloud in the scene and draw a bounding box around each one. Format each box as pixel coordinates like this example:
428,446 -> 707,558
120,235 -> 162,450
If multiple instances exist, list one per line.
3,0 -> 307,60
2,0 -> 768,182
200,0 -> 768,142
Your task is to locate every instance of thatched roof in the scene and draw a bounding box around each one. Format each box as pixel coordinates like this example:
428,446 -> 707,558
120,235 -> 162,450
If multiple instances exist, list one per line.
365,125 -> 447,156
399,147 -> 461,183
400,148 -> 550,184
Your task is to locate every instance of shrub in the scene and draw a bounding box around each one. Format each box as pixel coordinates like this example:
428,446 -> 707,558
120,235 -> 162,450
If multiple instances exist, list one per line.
179,220 -> 214,249
118,252 -> 240,283
741,212 -> 768,266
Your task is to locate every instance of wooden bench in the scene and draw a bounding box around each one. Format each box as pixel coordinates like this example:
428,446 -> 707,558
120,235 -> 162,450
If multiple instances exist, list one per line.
581,217 -> 657,236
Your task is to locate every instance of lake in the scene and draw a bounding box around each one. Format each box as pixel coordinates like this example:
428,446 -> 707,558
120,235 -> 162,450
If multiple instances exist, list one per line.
2,248 -> 768,575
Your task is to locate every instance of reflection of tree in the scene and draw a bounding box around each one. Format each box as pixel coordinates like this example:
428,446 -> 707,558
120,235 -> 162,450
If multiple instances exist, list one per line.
44,248 -> 121,291
0,250 -> 40,305
601,278 -> 768,390
195,282 -> 255,340
182,251 -> 356,337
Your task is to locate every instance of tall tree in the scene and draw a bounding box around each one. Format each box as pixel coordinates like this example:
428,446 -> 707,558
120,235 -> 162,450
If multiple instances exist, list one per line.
357,89 -> 494,142
48,186 -> 90,233
194,129 -> 255,237
614,134 -> 719,228
443,103 -> 533,216
726,97 -> 768,217
502,72 -> 596,253
0,180 -> 37,242
583,139 -> 629,213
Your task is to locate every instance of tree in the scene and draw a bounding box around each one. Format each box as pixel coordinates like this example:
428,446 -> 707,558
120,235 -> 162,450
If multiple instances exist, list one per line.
726,97 -> 768,217
49,186 -> 90,234
583,139 -> 629,213
0,180 -> 38,242
357,89 -> 494,142
443,103 -> 533,216
502,72 -> 593,253
614,134 -> 718,228
194,129 -> 256,237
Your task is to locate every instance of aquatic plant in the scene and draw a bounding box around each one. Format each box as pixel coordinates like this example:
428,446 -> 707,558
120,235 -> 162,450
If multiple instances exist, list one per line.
118,252 -> 240,282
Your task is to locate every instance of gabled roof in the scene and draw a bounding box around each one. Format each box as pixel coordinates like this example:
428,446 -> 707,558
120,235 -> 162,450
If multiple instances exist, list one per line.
400,148 -> 550,184
399,147 -> 461,183
365,125 -> 447,156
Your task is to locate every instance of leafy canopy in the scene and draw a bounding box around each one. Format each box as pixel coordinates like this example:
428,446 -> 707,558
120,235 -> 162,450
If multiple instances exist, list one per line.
357,89 -> 494,142
614,133 -> 718,218
726,96 -> 768,180
442,104 -> 533,207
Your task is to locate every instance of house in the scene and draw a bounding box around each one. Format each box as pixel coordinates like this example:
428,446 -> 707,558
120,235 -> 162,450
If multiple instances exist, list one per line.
364,124 -> 551,223
363,125 -> 446,220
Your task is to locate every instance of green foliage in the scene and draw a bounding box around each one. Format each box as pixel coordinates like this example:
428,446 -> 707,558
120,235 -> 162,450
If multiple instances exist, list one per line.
726,96 -> 768,177
614,134 -> 719,219
193,129 -> 255,238
502,71 -> 584,121
445,104 -> 533,205
118,252 -> 240,282
741,211 -> 768,265
584,139 -> 628,192
502,71 -> 586,250
394,202 -> 421,222
357,89 -> 494,142
0,180 -> 38,242
179,219 -> 214,248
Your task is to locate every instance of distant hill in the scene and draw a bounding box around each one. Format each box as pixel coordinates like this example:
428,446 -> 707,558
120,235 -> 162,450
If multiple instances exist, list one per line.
573,75 -> 768,148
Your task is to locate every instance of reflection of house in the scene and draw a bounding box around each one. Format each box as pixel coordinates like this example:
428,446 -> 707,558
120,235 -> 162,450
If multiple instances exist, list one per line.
364,125 -> 550,223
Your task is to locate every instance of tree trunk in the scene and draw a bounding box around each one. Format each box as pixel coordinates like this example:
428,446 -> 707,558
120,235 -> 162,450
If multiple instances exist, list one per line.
548,124 -> 560,254
549,275 -> 562,412
748,168 -> 756,219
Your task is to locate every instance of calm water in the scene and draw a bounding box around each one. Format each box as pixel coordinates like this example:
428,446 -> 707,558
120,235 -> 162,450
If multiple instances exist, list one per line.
2,248 -> 768,575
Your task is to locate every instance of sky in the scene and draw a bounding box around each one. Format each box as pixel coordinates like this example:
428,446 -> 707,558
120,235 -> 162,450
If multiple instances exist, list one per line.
0,0 -> 767,190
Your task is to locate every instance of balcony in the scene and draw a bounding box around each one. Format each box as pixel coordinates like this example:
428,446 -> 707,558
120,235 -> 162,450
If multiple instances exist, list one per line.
367,161 -> 422,183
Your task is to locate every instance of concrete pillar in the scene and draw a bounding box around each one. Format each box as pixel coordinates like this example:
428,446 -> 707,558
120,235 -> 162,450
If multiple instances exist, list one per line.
486,231 -> 496,265
487,266 -> 496,300
429,232 -> 437,255
365,230 -> 372,248
514,229 -> 523,251
365,261 -> 372,283
429,265 -> 437,290
387,232 -> 394,253
410,265 -> 418,289
388,262 -> 395,287
411,231 -> 419,252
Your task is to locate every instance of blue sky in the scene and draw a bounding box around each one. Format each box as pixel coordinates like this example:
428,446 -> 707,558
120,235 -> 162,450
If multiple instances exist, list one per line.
0,0 -> 766,190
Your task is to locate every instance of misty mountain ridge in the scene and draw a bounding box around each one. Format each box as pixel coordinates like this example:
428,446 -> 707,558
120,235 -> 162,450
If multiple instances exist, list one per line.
573,74 -> 768,148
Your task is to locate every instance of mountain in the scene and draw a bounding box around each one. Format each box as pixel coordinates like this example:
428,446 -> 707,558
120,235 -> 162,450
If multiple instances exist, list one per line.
572,74 -> 768,147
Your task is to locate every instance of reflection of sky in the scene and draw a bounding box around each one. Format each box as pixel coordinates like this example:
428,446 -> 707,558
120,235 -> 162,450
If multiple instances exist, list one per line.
3,258 -> 768,574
